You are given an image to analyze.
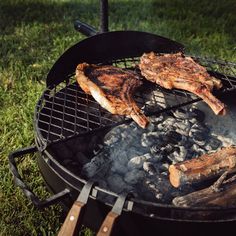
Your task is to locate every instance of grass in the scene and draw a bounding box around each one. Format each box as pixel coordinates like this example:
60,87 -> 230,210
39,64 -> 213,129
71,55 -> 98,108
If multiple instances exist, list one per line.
0,0 -> 235,235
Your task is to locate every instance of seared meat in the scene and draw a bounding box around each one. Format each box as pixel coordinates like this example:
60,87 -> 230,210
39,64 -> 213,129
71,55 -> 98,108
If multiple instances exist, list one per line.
76,63 -> 149,128
139,52 -> 226,115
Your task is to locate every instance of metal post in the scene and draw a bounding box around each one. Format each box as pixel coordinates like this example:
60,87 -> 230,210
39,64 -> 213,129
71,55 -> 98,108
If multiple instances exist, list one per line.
100,0 -> 109,33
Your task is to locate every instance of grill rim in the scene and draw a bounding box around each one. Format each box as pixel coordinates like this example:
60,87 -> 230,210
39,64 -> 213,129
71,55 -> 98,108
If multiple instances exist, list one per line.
32,30 -> 236,222
39,143 -> 236,222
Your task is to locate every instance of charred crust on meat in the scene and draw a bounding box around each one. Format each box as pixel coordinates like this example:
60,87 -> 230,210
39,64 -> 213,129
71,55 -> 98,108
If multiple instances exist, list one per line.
76,63 -> 149,128
139,52 -> 226,115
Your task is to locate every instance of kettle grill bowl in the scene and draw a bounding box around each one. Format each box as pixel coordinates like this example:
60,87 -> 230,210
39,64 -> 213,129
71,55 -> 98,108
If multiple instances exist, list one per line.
33,31 -> 236,234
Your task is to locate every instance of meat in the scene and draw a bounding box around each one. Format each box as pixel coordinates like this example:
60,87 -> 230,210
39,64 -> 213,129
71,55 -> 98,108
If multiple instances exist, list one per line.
76,63 -> 149,128
139,52 -> 226,115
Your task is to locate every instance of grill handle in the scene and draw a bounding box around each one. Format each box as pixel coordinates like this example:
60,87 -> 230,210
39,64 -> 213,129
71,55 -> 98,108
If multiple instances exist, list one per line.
74,20 -> 98,37
8,145 -> 70,208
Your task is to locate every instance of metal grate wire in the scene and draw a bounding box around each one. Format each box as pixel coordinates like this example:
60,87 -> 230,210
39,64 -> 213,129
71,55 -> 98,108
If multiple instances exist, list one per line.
35,56 -> 236,150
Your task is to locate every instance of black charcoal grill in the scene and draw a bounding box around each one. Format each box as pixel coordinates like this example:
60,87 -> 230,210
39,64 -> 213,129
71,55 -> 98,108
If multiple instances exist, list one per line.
9,1 -> 236,235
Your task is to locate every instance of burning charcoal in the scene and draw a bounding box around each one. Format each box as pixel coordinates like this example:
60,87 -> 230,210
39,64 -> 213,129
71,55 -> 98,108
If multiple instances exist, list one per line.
150,114 -> 164,124
103,126 -> 123,145
81,151 -> 111,178
150,144 -> 159,155
162,130 -> 182,144
161,171 -> 168,176
127,153 -> 152,170
190,122 -> 209,134
146,181 -> 163,199
128,122 -> 144,134
112,145 -> 145,167
151,152 -> 166,163
149,137 -> 166,151
205,137 -> 222,151
174,146 -> 185,159
154,143 -> 171,156
161,143 -> 175,154
192,131 -> 207,146
143,100 -> 163,113
150,144 -> 166,162
150,144 -> 163,155
103,131 -> 120,146
174,120 -> 191,136
141,132 -> 161,147
157,116 -> 176,131
189,123 -> 210,146
146,122 -> 156,132
189,107 -> 205,122
124,169 -> 145,185
161,163 -> 170,171
189,117 -> 198,124
172,108 -> 190,119
162,116 -> 176,128
107,174 -> 127,193
189,123 -> 210,145
141,177 -> 176,203
191,144 -> 206,157
168,146 -> 187,163
156,123 -> 168,132
143,162 -> 157,175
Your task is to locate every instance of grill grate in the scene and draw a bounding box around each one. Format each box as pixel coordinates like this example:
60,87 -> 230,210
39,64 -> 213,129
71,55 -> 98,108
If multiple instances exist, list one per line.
35,56 -> 236,149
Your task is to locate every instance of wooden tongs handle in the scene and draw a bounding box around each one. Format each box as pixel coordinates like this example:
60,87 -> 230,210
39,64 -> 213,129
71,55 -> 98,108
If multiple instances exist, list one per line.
58,200 -> 85,236
97,193 -> 127,236
97,211 -> 119,236
58,181 -> 94,236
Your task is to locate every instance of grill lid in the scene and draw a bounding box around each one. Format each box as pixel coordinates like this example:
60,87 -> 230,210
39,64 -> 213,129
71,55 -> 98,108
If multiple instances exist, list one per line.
46,31 -> 184,87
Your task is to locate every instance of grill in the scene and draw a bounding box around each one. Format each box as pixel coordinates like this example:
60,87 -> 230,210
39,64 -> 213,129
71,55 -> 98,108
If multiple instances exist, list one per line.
9,1 -> 236,235
35,56 -> 236,150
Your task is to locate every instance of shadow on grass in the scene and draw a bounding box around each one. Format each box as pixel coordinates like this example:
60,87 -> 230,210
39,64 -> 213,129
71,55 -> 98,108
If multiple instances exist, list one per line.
2,0 -> 235,36
0,0 -> 235,76
151,0 -> 236,39
0,0 -> 100,33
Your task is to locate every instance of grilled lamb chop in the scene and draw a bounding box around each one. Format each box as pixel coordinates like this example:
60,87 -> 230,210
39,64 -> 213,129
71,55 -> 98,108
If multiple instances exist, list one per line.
76,63 -> 149,128
139,52 -> 226,115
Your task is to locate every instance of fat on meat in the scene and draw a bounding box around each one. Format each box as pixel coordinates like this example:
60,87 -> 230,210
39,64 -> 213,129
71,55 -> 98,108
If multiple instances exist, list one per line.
76,63 -> 149,128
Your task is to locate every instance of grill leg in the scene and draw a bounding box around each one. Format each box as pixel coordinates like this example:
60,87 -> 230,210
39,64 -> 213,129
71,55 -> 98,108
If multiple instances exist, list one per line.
74,0 -> 109,36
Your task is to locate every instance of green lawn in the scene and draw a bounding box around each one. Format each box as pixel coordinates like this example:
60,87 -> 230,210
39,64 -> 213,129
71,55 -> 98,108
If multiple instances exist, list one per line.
0,0 -> 235,235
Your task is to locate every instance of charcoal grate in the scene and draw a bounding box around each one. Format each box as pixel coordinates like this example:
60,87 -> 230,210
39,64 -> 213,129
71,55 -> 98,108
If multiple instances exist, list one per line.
35,56 -> 236,150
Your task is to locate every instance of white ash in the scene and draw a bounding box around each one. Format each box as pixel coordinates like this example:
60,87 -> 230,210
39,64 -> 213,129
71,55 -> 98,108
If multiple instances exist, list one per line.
143,161 -> 157,175
80,101 -> 236,204
127,153 -> 152,169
